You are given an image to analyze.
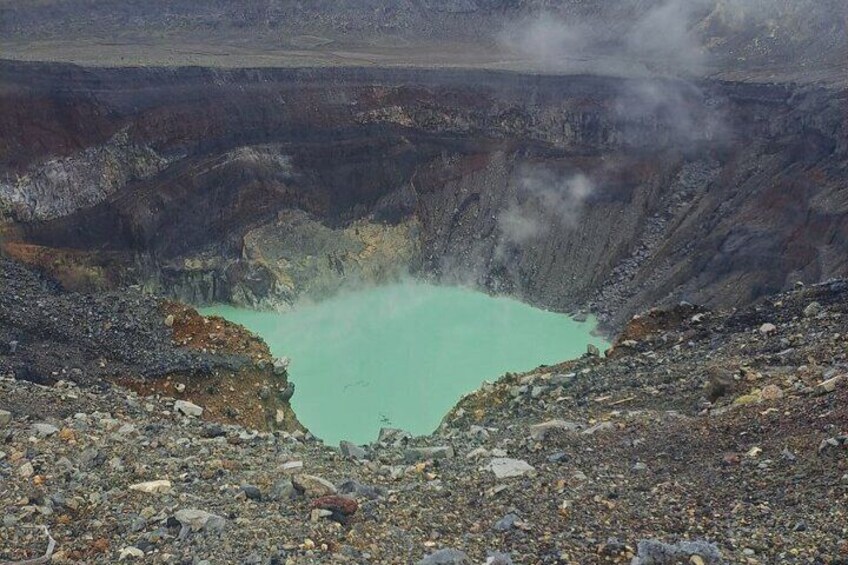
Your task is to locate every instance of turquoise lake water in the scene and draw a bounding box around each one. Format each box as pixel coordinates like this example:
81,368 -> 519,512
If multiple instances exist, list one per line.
202,283 -> 605,445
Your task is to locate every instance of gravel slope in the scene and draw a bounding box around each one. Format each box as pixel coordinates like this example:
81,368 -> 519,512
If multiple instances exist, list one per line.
1,278 -> 847,563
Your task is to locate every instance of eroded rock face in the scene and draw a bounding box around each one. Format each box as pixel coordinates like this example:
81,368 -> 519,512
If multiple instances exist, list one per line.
1,63 -> 845,329
0,259 -> 302,432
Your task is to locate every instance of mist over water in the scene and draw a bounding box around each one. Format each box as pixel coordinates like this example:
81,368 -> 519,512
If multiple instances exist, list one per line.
203,282 -> 606,445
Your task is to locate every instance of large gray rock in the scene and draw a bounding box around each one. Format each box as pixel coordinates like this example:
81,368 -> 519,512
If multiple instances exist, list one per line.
273,357 -> 290,376
340,440 -> 367,460
631,539 -> 722,564
377,427 -> 412,447
483,458 -> 535,479
174,400 -> 203,418
32,423 -> 59,438
803,301 -> 822,317
485,553 -> 514,565
293,474 -> 337,497
174,509 -> 226,533
416,548 -> 470,565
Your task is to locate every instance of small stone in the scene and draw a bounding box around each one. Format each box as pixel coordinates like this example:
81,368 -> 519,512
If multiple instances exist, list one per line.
164,314 -> 175,328
485,553 -> 514,565
119,547 -> 145,560
273,357 -> 290,375
547,451 -> 569,463
279,460 -> 304,472
633,540 -> 721,564
529,419 -> 581,441
817,374 -> 845,394
377,427 -> 412,446
760,385 -> 784,401
293,474 -> 337,497
484,458 -> 535,479
129,480 -> 172,494
174,383 -> 186,393
32,423 -> 59,438
633,462 -> 649,472
273,408 -> 287,426
803,302 -> 822,317
310,508 -> 333,522
174,400 -> 203,418
174,509 -> 226,533
417,548 -> 470,565
0,410 -> 11,426
721,453 -> 741,466
117,424 -> 136,434
340,441 -> 367,460
467,425 -> 490,440
759,323 -> 777,335
268,479 -> 295,501
337,479 -> 387,500
582,421 -> 615,435
240,485 -> 262,501
19,461 -> 34,478
493,513 -> 520,532
587,344 -> 601,357
548,373 -> 575,387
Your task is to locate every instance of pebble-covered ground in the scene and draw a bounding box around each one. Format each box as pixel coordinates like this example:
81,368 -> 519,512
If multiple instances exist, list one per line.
1,277 -> 847,564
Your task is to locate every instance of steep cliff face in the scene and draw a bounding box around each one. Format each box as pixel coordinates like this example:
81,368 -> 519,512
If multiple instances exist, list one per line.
1,62 -> 846,329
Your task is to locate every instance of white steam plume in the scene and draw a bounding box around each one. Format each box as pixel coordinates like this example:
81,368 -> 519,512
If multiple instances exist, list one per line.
498,168 -> 594,249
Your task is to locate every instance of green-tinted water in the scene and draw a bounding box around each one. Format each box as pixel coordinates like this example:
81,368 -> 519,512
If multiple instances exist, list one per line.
202,283 -> 605,445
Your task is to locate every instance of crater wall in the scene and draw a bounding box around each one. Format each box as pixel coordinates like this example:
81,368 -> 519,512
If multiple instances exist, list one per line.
1,62 -> 845,329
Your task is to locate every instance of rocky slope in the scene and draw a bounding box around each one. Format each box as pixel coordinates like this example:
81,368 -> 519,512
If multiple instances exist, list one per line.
1,273 -> 846,564
1,63 -> 846,330
0,259 -> 300,432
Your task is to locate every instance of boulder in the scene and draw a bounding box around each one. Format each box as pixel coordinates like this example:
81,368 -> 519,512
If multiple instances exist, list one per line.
417,548 -> 470,565
273,357 -> 290,375
759,323 -> 777,335
340,440 -> 367,460
483,458 -> 535,479
631,539 -> 721,564
293,474 -> 337,497
129,480 -> 172,494
32,423 -> 59,438
378,427 -> 412,446
817,374 -> 845,394
803,301 -> 822,317
174,509 -> 226,533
